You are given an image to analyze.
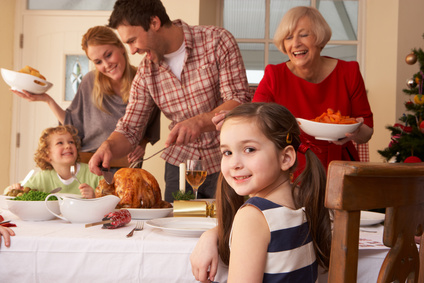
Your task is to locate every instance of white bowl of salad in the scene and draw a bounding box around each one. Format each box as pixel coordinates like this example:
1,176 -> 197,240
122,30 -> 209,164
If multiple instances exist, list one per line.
6,191 -> 60,221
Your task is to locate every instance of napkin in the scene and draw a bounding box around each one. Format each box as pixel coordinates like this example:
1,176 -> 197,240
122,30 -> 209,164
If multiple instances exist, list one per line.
173,200 -> 215,217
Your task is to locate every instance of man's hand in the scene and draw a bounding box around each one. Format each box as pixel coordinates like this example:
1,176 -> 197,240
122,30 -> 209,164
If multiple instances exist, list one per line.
89,141 -> 114,175
89,132 -> 133,174
165,116 -> 203,147
127,142 -> 147,164
212,110 -> 229,131
164,101 -> 241,147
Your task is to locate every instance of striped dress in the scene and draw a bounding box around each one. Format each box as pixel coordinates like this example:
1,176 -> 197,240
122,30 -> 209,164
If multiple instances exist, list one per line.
231,197 -> 318,282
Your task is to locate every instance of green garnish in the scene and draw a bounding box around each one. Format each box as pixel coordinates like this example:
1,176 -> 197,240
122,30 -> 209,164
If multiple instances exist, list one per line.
172,190 -> 195,200
13,190 -> 57,201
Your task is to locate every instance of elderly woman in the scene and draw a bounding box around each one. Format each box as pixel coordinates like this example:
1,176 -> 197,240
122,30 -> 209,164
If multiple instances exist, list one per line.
191,7 -> 374,283
253,6 -> 373,174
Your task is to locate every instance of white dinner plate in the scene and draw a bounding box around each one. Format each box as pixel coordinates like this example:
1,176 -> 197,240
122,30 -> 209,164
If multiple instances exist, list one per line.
126,208 -> 173,220
360,211 -> 385,226
146,217 -> 217,237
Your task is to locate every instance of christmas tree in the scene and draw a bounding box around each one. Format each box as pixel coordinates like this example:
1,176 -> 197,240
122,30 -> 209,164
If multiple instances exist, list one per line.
378,33 -> 424,163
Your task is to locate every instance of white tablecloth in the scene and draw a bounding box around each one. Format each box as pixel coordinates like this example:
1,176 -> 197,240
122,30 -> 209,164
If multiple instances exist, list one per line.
0,210 -> 209,283
0,210 -> 388,283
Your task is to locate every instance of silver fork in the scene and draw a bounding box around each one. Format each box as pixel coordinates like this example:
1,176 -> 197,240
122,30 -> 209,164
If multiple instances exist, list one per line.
126,221 -> 144,238
70,165 -> 82,184
129,147 -> 167,168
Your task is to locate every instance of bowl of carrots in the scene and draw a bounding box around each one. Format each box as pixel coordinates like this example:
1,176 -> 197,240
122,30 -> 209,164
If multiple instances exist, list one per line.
296,109 -> 361,141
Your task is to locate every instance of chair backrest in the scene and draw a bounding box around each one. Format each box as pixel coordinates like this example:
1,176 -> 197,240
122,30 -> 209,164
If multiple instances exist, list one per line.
325,161 -> 424,283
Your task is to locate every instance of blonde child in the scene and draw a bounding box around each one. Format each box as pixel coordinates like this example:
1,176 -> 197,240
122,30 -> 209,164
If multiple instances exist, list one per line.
9,125 -> 102,198
191,103 -> 332,282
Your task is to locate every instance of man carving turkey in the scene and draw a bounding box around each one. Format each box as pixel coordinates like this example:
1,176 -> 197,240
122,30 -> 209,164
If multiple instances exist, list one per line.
89,0 -> 251,202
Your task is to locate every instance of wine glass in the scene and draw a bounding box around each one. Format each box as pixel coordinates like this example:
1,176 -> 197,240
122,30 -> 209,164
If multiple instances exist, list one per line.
185,160 -> 207,199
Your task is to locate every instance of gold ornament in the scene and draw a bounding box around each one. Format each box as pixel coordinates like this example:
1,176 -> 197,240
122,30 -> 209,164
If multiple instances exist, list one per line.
405,52 -> 418,65
414,94 -> 424,105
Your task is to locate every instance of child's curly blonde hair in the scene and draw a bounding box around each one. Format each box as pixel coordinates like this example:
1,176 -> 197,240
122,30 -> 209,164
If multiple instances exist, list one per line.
34,125 -> 81,170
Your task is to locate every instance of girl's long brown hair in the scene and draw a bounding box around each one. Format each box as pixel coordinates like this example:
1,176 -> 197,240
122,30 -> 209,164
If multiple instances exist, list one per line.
81,26 -> 137,113
216,102 -> 332,269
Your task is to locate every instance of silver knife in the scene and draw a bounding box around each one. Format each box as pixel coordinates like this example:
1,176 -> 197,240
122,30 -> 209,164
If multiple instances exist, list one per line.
101,167 -> 114,185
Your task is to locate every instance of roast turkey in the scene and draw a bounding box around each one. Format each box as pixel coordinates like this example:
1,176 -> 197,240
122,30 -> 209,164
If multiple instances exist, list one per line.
95,168 -> 172,209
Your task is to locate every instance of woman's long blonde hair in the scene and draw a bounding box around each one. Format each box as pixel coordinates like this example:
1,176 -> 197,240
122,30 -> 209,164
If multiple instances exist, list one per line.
81,26 -> 137,113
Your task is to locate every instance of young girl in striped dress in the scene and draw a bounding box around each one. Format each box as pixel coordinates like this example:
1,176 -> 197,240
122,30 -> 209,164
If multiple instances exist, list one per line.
216,102 -> 332,282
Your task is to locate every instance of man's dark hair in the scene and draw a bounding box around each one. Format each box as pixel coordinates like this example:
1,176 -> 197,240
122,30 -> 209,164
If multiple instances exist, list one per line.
108,0 -> 172,31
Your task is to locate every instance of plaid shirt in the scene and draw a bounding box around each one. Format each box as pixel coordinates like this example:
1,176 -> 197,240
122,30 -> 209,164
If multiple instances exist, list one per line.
115,20 -> 251,174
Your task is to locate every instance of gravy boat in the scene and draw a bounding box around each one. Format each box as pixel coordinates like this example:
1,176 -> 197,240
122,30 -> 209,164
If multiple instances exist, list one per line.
45,194 -> 120,223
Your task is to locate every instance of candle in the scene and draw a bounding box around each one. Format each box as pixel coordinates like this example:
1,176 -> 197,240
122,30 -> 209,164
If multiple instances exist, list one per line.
179,163 -> 186,193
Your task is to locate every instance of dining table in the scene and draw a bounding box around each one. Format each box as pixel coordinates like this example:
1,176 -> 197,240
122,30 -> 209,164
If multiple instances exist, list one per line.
0,209 -> 219,283
318,224 -> 390,282
0,208 -> 390,283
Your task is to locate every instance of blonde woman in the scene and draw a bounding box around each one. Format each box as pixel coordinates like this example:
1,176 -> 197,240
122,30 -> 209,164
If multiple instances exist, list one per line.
12,26 -> 160,167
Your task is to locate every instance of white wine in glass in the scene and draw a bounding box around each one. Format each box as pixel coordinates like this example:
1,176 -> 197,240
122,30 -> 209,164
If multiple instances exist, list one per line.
185,160 -> 207,199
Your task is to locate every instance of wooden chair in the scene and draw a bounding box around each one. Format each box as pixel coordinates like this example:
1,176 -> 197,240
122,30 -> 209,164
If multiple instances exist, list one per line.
325,161 -> 424,282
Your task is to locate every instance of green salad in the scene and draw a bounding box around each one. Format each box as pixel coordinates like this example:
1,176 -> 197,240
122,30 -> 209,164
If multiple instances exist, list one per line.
13,190 -> 57,201
172,190 -> 195,201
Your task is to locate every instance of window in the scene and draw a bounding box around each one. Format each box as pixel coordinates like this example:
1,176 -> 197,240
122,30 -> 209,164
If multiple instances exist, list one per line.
221,0 -> 361,84
27,0 -> 115,10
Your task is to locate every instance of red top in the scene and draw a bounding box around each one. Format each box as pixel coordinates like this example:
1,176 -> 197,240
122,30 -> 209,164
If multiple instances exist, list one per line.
253,59 -> 373,173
